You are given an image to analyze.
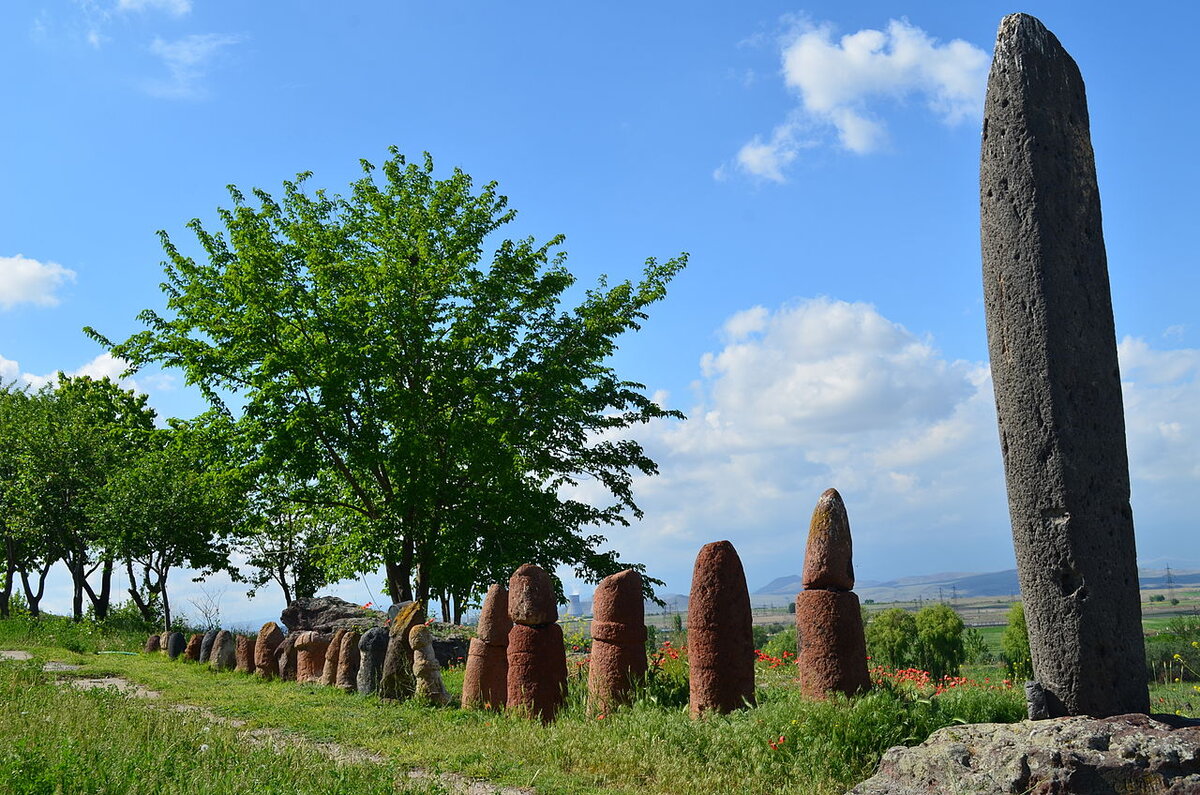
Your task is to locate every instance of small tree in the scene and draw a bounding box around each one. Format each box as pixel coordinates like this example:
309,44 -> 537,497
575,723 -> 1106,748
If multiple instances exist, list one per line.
914,603 -> 966,679
866,607 -> 918,670
1001,601 -> 1033,680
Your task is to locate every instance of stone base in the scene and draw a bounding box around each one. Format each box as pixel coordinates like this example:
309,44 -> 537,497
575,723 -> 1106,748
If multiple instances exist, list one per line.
795,589 -> 870,699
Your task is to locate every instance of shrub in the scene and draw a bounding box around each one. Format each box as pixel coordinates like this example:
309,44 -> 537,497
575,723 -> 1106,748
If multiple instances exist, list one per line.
1000,602 -> 1032,680
761,627 -> 797,662
866,608 -> 917,670
914,604 -> 965,680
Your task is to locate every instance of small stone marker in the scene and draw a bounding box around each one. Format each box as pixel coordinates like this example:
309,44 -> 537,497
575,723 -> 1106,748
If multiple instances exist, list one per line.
166,632 -> 186,660
184,633 -> 203,662
198,630 -> 218,664
321,628 -> 347,686
461,584 -> 510,710
158,631 -> 171,653
143,634 -> 161,654
410,625 -> 452,705
587,569 -> 647,714
506,564 -> 568,723
357,627 -> 389,696
293,630 -> 331,682
275,632 -> 299,681
980,12 -> 1149,717
210,630 -> 236,671
795,489 -> 870,699
687,540 -> 755,717
336,630 -> 361,692
254,621 -> 284,678
379,601 -> 423,700
234,634 -> 254,673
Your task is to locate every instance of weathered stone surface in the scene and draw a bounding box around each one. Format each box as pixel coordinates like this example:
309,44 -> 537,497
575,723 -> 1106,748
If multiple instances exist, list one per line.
143,634 -> 161,654
795,589 -> 870,699
476,585 -> 512,645
587,569 -> 647,714
848,713 -> 1200,795
280,596 -> 385,634
507,622 -> 568,723
378,601 -> 423,700
321,628 -> 346,686
198,630 -> 218,664
335,630 -> 360,692
184,633 -> 203,662
508,564 -> 558,626
461,637 -> 508,710
293,630 -> 331,682
410,625 -> 451,706
980,12 -> 1148,718
210,630 -> 236,671
158,631 -> 171,653
254,622 -> 284,678
687,540 -> 755,717
234,634 -> 254,673
166,631 -> 186,660
357,627 -> 389,696
275,633 -> 299,681
801,488 -> 854,590
430,636 -> 469,669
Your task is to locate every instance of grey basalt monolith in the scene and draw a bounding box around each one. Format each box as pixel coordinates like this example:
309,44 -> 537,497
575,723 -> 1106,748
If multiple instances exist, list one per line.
980,13 -> 1148,718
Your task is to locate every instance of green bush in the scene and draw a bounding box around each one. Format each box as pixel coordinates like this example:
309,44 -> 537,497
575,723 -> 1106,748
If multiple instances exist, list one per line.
1001,602 -> 1033,681
866,608 -> 917,670
914,604 -> 966,680
761,627 -> 797,661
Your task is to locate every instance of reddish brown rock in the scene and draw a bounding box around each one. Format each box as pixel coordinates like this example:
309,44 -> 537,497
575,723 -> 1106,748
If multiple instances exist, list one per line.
508,564 -> 558,626
801,488 -> 854,591
254,622 -> 285,678
462,585 -> 511,710
235,634 -> 254,673
321,628 -> 346,686
335,630 -> 361,692
276,632 -> 299,681
379,601 -> 423,700
144,634 -> 161,654
410,625 -> 451,705
587,569 -> 647,714
687,540 -> 755,717
184,633 -> 203,662
795,589 -> 870,698
294,630 -> 331,682
507,622 -> 568,723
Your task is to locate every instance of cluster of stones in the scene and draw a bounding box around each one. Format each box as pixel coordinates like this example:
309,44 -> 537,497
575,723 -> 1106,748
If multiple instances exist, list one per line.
794,488 -> 870,699
506,564 -> 568,723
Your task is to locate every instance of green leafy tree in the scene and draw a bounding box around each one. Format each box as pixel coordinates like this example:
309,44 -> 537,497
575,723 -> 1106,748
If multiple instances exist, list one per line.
866,607 -> 918,670
914,603 -> 966,679
1001,601 -> 1033,680
89,149 -> 686,606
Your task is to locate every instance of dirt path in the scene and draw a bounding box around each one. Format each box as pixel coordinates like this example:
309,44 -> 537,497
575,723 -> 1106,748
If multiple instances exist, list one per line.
1,650 -> 534,795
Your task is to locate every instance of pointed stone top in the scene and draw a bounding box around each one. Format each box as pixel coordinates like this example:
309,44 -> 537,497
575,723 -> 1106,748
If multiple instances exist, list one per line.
991,13 -> 1078,83
508,563 -> 558,625
802,488 -> 854,590
592,569 -> 642,625
476,584 -> 512,645
687,539 -> 751,629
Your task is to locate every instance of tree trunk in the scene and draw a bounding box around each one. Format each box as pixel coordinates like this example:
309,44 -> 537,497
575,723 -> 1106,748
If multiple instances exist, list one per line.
126,560 -> 154,621
69,553 -> 85,620
159,571 -> 171,632
439,593 -> 450,623
452,592 -> 465,626
386,558 -> 410,603
21,561 -> 51,618
1,534 -> 16,619
81,558 -> 114,620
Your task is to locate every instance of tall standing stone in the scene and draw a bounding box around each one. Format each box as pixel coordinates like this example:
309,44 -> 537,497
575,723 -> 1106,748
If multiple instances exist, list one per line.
980,13 -> 1148,718
254,622 -> 284,678
293,631 -> 331,682
335,630 -> 361,693
461,585 -> 510,710
184,633 -> 203,662
234,635 -> 255,673
410,625 -> 452,705
275,632 -> 299,681
210,630 -> 236,671
357,627 -> 390,696
587,569 -> 647,714
687,540 -> 755,717
378,601 -> 423,700
506,564 -> 567,723
198,630 -> 218,664
321,628 -> 347,686
166,631 -> 186,660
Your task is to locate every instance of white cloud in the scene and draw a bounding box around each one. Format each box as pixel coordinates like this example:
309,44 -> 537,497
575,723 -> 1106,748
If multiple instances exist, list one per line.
0,254 -> 77,310
4,351 -> 174,399
146,33 -> 244,99
117,0 -> 192,15
726,18 -> 989,181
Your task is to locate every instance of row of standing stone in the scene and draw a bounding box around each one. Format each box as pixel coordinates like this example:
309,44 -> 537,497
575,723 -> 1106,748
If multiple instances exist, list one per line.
144,487 -> 869,722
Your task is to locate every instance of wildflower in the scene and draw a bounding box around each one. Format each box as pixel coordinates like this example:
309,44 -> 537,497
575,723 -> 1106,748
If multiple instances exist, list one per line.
1174,654 -> 1185,662
596,713 -> 606,720
199,744 -> 210,753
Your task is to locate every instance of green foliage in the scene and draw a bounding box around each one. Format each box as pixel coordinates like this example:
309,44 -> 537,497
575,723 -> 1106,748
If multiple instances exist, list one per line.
1149,594 -> 1166,602
866,608 -> 917,670
1000,602 -> 1033,681
752,622 -> 785,651
962,627 -> 994,665
914,604 -> 966,680
761,626 -> 797,661
1145,615 -> 1200,683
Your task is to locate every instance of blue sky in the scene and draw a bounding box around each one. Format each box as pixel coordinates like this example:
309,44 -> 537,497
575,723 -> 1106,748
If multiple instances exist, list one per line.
2,1 -> 1197,622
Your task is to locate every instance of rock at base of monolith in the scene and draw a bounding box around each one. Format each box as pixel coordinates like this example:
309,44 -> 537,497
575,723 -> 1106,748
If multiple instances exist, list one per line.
508,564 -> 558,626
280,595 -> 385,634
234,634 -> 254,673
847,713 -> 1200,795
254,622 -> 284,678
293,630 -> 330,683
210,630 -> 236,671
410,625 -> 451,706
275,632 -> 299,681
166,631 -> 186,660
476,585 -> 512,645
507,623 -> 568,723
357,627 -> 389,696
795,589 -> 870,699
687,540 -> 755,717
979,12 -> 1148,718
462,637 -> 508,710
336,630 -> 360,692
378,601 -> 423,700
198,630 -> 218,664
184,633 -> 203,662
321,628 -> 346,686
144,634 -> 161,654
801,488 -> 854,590
587,569 -> 647,714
